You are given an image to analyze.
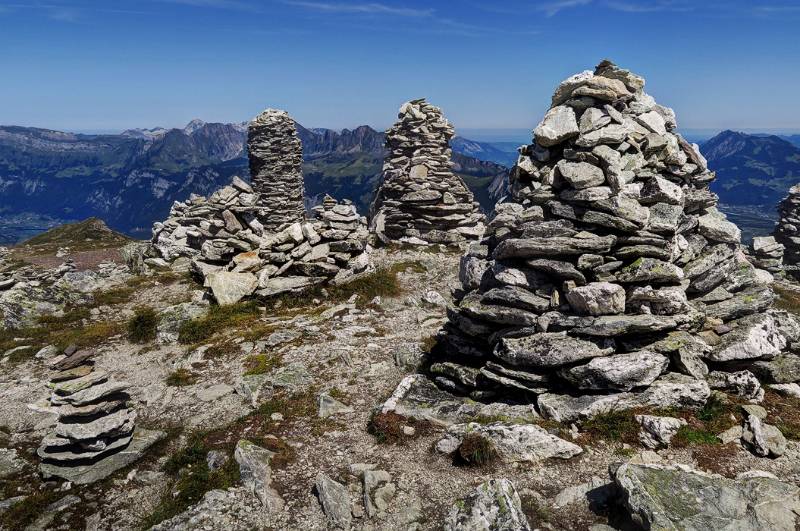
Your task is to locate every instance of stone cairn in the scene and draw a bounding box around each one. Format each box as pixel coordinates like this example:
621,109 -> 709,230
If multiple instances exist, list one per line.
370,99 -> 486,246
428,61 -> 800,423
152,110 -> 370,303
747,236 -> 784,276
37,347 -> 163,484
248,109 -> 306,231
774,184 -> 800,276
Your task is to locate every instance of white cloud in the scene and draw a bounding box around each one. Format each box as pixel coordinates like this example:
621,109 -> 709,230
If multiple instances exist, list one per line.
538,0 -> 592,17
284,1 -> 434,17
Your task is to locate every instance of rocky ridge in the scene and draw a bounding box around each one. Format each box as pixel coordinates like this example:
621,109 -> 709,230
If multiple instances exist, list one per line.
370,99 -> 486,246
421,60 -> 799,423
151,109 -> 371,304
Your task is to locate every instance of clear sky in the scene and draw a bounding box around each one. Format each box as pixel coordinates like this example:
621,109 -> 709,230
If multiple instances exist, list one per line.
1,0 -> 799,134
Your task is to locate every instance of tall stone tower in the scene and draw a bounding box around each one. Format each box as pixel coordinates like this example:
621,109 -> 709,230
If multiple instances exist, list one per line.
247,109 -> 305,231
370,98 -> 485,246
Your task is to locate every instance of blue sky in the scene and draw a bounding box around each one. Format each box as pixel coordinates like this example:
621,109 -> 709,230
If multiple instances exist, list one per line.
1,0 -> 799,134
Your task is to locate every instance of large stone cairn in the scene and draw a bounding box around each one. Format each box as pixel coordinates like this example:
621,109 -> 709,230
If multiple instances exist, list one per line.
774,184 -> 800,276
37,347 -> 161,484
370,99 -> 486,246
152,110 -> 370,303
431,61 -> 800,422
248,108 -> 306,231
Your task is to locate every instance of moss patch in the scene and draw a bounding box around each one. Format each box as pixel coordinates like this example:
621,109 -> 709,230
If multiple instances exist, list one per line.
243,353 -> 284,376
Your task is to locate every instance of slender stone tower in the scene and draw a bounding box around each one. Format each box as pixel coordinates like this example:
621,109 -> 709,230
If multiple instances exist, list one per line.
370,99 -> 485,246
248,109 -> 305,231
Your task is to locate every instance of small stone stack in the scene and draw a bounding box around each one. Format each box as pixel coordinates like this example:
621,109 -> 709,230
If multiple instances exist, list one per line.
370,99 -> 485,246
428,61 -> 800,422
774,184 -> 800,277
747,236 -> 784,275
37,347 -> 162,484
248,109 -> 305,231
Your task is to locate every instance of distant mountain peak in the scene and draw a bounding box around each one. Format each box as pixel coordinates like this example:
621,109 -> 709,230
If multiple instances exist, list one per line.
183,119 -> 207,135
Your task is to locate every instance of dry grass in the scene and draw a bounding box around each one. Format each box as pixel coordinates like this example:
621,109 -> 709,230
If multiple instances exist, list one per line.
367,411 -> 431,445
456,433 -> 499,468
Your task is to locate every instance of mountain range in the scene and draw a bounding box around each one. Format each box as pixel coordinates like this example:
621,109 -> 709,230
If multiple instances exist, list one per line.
2,122 -> 799,246
0,121 -> 511,243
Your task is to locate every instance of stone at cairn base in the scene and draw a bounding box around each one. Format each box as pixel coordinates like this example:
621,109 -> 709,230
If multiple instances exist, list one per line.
410,60 -> 800,422
370,98 -> 486,246
39,428 -> 165,485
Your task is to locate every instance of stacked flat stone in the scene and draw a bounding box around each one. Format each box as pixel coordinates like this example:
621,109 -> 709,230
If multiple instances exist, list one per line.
747,236 -> 784,275
370,99 -> 486,246
430,61 -> 800,422
248,109 -> 305,231
152,108 -> 371,303
774,184 -> 800,277
152,178 -> 370,301
37,347 -> 160,484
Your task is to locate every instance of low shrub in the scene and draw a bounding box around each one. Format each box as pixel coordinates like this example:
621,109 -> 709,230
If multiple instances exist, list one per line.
127,307 -> 159,343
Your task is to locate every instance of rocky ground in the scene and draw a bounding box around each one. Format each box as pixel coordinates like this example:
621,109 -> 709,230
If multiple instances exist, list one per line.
3,230 -> 800,530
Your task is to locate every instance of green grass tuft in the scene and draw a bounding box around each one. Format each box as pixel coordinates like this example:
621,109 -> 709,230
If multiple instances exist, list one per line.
178,301 -> 261,344
127,307 -> 159,344
166,368 -> 197,387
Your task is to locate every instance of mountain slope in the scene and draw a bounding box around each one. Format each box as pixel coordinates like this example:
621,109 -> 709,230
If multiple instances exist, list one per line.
705,130 -> 800,207
0,121 -> 508,243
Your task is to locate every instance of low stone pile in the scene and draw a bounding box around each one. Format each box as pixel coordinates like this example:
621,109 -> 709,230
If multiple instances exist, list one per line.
747,236 -> 784,275
425,60 -> 800,422
152,109 -> 371,304
37,346 -> 163,484
370,99 -> 486,246
774,183 -> 800,277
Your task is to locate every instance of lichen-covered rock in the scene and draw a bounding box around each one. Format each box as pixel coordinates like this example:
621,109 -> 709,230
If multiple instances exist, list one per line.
445,479 -> 530,531
613,463 -> 800,531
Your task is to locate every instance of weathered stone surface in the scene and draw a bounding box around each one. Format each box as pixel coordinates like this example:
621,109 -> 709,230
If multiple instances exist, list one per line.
315,473 -> 352,529
706,314 -> 786,362
235,439 -> 284,511
558,351 -> 668,391
206,271 -> 258,306
566,282 -> 625,316
495,332 -> 611,368
635,415 -> 687,449
535,105 -> 579,147
436,422 -> 582,463
614,463 -> 800,531
742,415 -> 786,458
445,479 -> 531,531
